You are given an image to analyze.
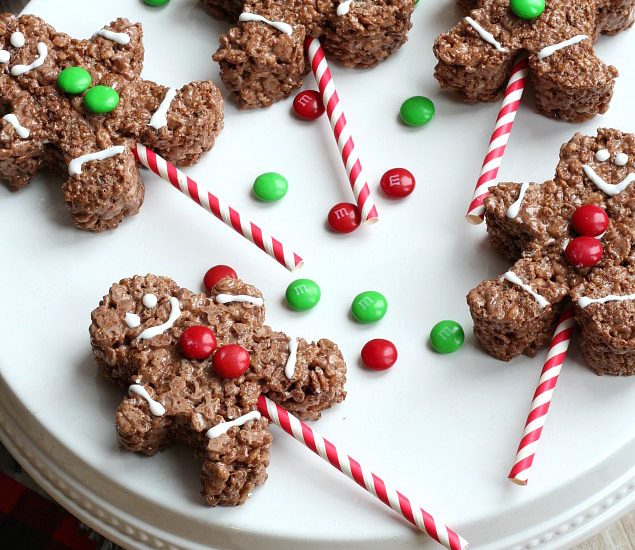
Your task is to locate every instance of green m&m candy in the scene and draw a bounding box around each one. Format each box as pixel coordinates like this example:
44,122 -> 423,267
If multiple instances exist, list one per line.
510,0 -> 545,19
144,0 -> 170,6
286,279 -> 321,311
84,85 -> 120,114
57,67 -> 92,95
351,291 -> 388,324
400,96 -> 435,127
429,320 -> 465,354
253,172 -> 288,202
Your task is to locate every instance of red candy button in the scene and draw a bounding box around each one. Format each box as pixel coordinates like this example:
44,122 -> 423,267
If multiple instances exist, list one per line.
204,265 -> 237,292
361,339 -> 398,371
212,344 -> 251,378
293,90 -> 325,121
380,168 -> 416,198
327,202 -> 361,234
565,236 -> 603,268
571,205 -> 609,237
180,326 -> 217,360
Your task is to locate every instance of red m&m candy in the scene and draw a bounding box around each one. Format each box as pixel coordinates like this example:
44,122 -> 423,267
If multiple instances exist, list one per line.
327,202 -> 361,234
565,236 -> 603,268
380,168 -> 416,198
571,205 -> 609,237
293,90 -> 325,121
212,344 -> 251,378
361,339 -> 398,371
204,265 -> 237,292
180,326 -> 217,360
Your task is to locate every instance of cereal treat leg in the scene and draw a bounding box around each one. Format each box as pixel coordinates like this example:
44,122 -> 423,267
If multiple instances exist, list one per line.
90,274 -> 347,506
0,15 -> 223,231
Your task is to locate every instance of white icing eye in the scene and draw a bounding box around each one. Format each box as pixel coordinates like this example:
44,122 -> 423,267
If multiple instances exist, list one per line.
614,152 -> 629,166
0,50 -> 9,63
10,32 -> 25,48
595,149 -> 610,162
125,312 -> 141,328
142,293 -> 158,308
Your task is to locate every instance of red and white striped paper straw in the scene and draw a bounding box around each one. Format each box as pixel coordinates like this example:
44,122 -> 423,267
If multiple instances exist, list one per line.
508,307 -> 576,485
466,57 -> 529,224
257,395 -> 468,550
133,144 -> 303,271
305,38 -> 379,224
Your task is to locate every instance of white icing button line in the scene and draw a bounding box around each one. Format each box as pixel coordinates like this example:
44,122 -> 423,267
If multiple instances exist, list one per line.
2,114 -> 29,138
142,293 -> 158,309
125,312 -> 141,328
94,28 -> 131,45
148,88 -> 177,130
206,411 -> 261,439
503,271 -> 549,308
465,17 -> 508,53
578,294 -> 635,309
10,31 -> 25,48
11,42 -> 48,76
68,146 -> 125,176
285,337 -> 298,379
337,0 -> 354,16
582,165 -> 635,197
238,12 -> 293,35
0,50 -> 9,63
215,294 -> 264,307
537,35 -> 588,61
129,385 -> 166,417
137,296 -> 181,340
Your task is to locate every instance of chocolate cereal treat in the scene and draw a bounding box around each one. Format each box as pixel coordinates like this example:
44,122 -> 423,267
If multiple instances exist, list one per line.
468,129 -> 635,375
434,0 -> 635,121
202,0 -> 414,109
0,14 -> 223,231
90,274 -> 346,506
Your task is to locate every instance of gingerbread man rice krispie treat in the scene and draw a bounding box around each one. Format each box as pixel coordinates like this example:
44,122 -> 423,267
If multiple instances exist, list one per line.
0,14 -> 224,232
434,0 -> 635,121
468,128 -> 635,375
90,274 -> 347,506
200,0 -> 414,109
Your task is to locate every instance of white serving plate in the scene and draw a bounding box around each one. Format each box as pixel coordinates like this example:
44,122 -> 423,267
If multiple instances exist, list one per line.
1,0 -> 634,548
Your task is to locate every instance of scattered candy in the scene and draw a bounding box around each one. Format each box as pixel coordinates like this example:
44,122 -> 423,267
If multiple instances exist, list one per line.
212,344 -> 251,378
327,202 -> 360,234
253,172 -> 289,202
571,205 -> 609,237
565,236 -> 603,268
286,278 -> 321,311
203,265 -> 237,292
399,96 -> 435,127
84,85 -> 120,114
351,291 -> 388,324
57,66 -> 91,95
144,0 -> 170,6
179,326 -> 217,360
293,90 -> 325,121
510,0 -> 545,19
429,320 -> 465,354
361,339 -> 398,371
380,168 -> 416,198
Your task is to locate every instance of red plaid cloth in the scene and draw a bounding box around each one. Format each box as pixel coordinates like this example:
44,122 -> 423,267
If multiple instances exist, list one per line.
0,472 -> 96,550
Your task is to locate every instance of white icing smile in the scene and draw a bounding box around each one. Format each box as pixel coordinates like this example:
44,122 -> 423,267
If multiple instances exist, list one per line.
582,164 -> 635,197
11,41 -> 47,76
136,296 -> 181,340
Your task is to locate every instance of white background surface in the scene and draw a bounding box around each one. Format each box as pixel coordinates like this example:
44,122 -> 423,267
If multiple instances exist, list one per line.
0,0 -> 634,548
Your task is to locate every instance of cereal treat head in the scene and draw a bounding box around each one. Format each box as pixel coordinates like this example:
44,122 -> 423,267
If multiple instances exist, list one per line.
468,128 -> 635,375
202,0 -> 414,108
434,0 -> 635,121
0,14 -> 224,231
90,274 -> 346,506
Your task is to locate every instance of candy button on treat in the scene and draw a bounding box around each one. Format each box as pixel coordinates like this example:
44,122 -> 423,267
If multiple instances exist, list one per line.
400,96 -> 435,127
293,90 -> 325,121
144,0 -> 170,5
180,326 -> 217,360
328,202 -> 360,234
204,265 -> 238,292
361,339 -> 398,371
565,236 -> 603,268
212,344 -> 251,378
84,85 -> 120,114
571,205 -> 609,237
286,279 -> 321,311
430,320 -> 465,354
510,0 -> 545,19
380,168 -> 416,198
351,291 -> 388,324
57,67 -> 92,95
253,172 -> 289,202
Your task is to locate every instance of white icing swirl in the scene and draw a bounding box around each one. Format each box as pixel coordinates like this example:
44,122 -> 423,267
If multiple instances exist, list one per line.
337,0 -> 354,16
10,31 -> 25,48
11,42 -> 47,76
149,88 -> 177,130
465,17 -> 508,53
125,312 -> 141,328
537,35 -> 588,61
285,337 -> 298,379
578,294 -> 635,309
68,146 -> 125,176
503,271 -> 549,308
238,12 -> 293,35
206,411 -> 261,439
215,294 -> 264,307
582,165 -> 635,197
142,293 -> 158,308
129,384 -> 166,417
95,28 -> 131,45
2,113 -> 29,138
137,296 -> 181,340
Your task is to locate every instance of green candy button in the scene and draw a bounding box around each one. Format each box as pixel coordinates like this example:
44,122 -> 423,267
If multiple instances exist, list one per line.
510,0 -> 545,19
286,279 -> 321,311
58,67 -> 92,95
144,0 -> 170,6
351,291 -> 388,324
253,172 -> 288,202
429,320 -> 465,354
84,85 -> 120,114
400,96 -> 435,127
